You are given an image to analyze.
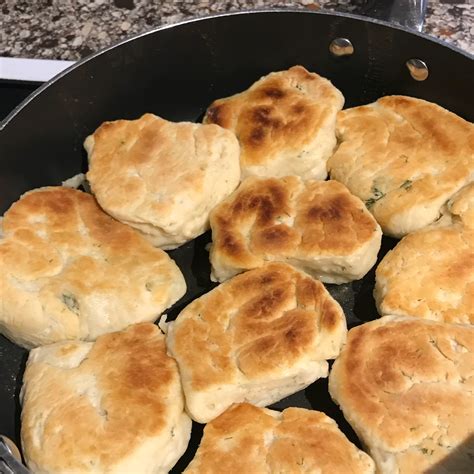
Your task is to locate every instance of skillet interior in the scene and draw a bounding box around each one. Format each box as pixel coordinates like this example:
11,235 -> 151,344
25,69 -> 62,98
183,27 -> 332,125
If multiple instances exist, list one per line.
0,10 -> 472,471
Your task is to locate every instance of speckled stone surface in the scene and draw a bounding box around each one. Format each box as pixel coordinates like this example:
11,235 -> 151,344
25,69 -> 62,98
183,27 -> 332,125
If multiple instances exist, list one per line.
0,0 -> 472,60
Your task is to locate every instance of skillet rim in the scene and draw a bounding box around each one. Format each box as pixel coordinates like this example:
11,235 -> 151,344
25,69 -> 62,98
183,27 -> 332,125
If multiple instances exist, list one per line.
1,7 -> 473,131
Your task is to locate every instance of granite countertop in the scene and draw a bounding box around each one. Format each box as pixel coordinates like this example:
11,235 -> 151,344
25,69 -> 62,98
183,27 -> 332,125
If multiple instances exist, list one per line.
1,0 -> 473,61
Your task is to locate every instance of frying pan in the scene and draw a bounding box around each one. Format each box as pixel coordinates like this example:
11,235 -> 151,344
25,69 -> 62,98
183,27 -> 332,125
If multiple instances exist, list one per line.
0,7 -> 473,472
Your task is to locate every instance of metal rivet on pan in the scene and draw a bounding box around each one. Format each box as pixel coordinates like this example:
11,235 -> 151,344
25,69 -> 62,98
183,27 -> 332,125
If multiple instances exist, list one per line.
329,38 -> 354,57
406,58 -> 429,81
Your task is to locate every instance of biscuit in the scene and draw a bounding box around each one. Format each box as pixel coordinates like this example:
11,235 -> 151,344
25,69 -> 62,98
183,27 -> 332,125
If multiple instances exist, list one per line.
328,96 -> 474,237
21,323 -> 192,474
85,113 -> 240,249
210,177 -> 382,283
184,403 -> 375,474
329,316 -> 474,473
0,187 -> 186,349
375,183 -> 474,324
166,262 -> 347,423
203,65 -> 344,180
444,181 -> 474,229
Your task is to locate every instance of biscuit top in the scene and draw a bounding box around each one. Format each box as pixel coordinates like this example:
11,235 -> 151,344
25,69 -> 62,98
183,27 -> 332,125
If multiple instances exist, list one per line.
329,316 -> 474,471
375,183 -> 474,324
210,177 -> 380,270
169,263 -> 346,391
21,324 -> 184,472
85,113 -> 240,239
328,96 -> 474,236
204,65 -> 344,171
0,187 -> 185,346
2,186 -> 158,267
376,226 -> 474,324
446,182 -> 474,229
184,403 -> 375,473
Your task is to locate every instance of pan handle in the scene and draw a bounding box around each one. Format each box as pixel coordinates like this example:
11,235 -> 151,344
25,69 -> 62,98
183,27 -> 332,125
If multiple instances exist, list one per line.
361,0 -> 428,32
0,437 -> 30,474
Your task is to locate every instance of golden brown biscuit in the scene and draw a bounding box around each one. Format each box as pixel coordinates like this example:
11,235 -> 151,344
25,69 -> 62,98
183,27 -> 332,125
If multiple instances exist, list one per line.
166,262 -> 346,423
210,177 -> 382,283
329,316 -> 474,473
328,96 -> 474,237
204,65 -> 344,179
85,113 -> 240,249
446,181 -> 474,229
0,187 -> 186,349
21,323 -> 192,474
375,183 -> 474,324
184,403 -> 375,474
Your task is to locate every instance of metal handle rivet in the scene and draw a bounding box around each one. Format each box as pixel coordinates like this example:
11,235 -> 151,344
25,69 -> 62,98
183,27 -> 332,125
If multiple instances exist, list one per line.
406,58 -> 429,81
329,38 -> 354,57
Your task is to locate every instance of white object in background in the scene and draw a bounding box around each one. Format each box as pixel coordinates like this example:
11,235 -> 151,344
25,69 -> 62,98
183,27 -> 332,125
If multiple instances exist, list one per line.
0,57 -> 75,82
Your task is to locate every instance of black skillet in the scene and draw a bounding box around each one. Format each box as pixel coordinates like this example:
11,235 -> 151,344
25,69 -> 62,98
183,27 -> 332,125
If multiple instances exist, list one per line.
0,5 -> 473,472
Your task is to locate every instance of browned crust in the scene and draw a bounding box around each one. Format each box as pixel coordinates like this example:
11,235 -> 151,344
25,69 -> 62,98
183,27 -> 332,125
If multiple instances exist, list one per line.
21,324 -> 184,471
203,65 -> 343,170
210,177 -> 379,273
328,96 -> 474,236
169,263 -> 346,391
375,182 -> 474,324
184,403 -> 374,473
375,226 -> 474,324
0,187 -> 185,347
329,316 -> 474,471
